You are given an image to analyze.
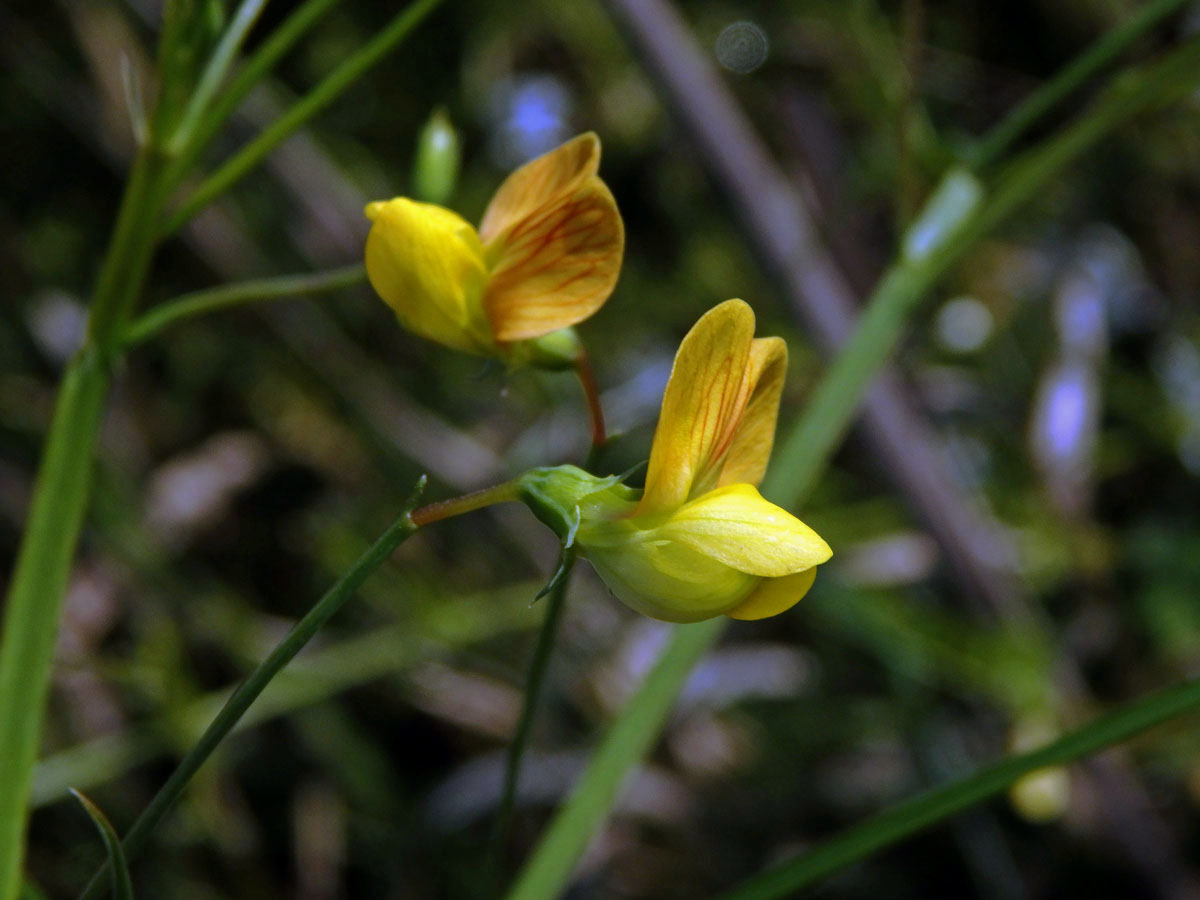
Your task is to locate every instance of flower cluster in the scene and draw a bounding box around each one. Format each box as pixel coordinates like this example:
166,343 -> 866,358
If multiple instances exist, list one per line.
365,132 -> 623,367
365,133 -> 830,622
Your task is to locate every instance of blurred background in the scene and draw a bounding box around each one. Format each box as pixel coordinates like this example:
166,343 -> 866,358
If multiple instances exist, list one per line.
3,0 -> 1200,897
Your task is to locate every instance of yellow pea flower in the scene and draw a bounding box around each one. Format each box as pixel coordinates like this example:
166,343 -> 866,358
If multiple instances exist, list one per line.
364,132 -> 624,365
517,300 -> 832,623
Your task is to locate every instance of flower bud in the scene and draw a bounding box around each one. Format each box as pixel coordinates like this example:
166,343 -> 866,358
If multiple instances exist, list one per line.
412,108 -> 461,205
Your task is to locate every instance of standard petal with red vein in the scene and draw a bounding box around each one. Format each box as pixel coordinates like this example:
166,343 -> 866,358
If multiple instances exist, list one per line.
478,133 -> 602,245
637,300 -> 755,515
718,335 -> 787,488
482,177 -> 624,342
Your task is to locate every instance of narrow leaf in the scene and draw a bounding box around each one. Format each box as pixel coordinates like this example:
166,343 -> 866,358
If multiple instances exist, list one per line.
71,790 -> 134,900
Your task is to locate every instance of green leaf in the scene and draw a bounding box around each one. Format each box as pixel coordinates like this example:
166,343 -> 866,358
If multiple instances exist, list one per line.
71,791 -> 134,900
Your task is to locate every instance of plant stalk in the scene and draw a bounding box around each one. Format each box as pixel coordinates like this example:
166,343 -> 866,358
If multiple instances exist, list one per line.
122,263 -> 366,347
77,480 -> 426,900
489,550 -> 577,890
0,352 -> 110,900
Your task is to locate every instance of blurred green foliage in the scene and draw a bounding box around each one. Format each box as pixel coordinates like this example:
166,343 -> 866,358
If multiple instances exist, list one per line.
3,0 -> 1200,897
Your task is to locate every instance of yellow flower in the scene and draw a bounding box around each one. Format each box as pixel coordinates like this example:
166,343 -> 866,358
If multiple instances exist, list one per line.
364,132 -> 624,364
518,300 -> 832,623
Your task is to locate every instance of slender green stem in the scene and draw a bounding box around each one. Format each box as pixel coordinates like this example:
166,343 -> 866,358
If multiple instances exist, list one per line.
161,0 -> 446,235
716,676 -> 1200,899
489,550 -> 577,890
85,144 -> 172,355
167,0 -> 272,154
77,479 -> 426,900
503,34 -> 1200,900
966,0 -> 1190,169
122,263 -> 366,347
0,15 -> 194,893
0,353 -> 110,900
503,618 -> 724,900
161,0 -> 343,194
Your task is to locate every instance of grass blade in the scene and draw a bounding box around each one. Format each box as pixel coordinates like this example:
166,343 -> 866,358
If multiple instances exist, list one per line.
71,791 -> 134,900
162,0 -> 445,234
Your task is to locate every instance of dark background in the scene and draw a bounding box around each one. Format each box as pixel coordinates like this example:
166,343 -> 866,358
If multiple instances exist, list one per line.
3,0 -> 1200,897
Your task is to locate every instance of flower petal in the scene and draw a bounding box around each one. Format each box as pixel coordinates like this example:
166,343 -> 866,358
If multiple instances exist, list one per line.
725,568 -> 817,621
478,133 -> 602,245
364,198 -> 492,353
656,483 -> 832,577
583,532 -> 759,623
718,336 -> 787,489
482,177 -> 624,341
637,300 -> 755,514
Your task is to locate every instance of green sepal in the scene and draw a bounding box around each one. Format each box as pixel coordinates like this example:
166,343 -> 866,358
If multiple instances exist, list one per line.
515,465 -> 638,546
506,327 -> 583,372
533,547 -> 578,604
71,789 -> 134,900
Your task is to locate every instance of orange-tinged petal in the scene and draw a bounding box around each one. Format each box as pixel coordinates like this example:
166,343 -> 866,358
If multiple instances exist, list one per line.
718,336 -> 787,488
478,133 -> 602,245
482,177 -> 624,341
364,198 -> 492,353
725,568 -> 818,621
655,483 -> 832,577
637,300 -> 755,515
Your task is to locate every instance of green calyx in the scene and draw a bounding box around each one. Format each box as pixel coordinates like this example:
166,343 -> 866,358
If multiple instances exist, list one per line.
506,326 -> 584,371
516,465 -> 638,547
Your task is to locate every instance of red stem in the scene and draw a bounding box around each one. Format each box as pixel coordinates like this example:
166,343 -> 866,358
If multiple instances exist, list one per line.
575,350 -> 606,450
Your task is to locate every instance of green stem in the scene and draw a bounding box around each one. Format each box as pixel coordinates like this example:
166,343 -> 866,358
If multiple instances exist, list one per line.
967,0 -> 1190,169
76,479 -> 426,900
716,676 -> 1200,899
86,144 -> 172,355
160,0 -> 342,194
161,0 -> 446,235
167,0 -> 272,155
502,34 -> 1200,900
503,618 -> 724,900
489,550 -> 576,889
122,263 -> 366,347
0,353 -> 110,900
0,126 -> 176,900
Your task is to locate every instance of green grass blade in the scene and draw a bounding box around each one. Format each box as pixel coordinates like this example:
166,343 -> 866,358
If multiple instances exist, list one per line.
0,353 -> 110,900
76,479 -> 426,900
769,32 -> 1200,512
503,618 -> 724,900
715,677 -> 1200,898
71,791 -> 134,900
967,0 -> 1191,169
162,0 -> 445,235
168,0 -> 272,154
161,0 -> 343,194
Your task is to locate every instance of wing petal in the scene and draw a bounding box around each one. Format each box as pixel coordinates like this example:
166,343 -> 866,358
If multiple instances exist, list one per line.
483,177 -> 624,341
